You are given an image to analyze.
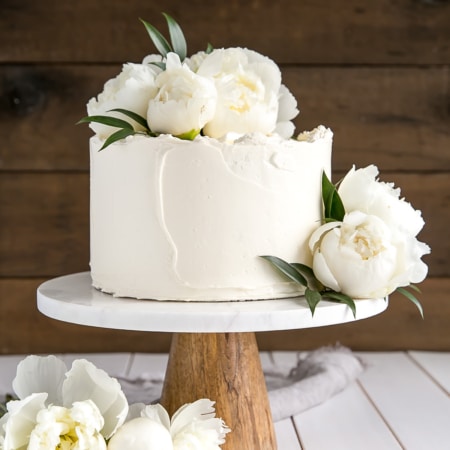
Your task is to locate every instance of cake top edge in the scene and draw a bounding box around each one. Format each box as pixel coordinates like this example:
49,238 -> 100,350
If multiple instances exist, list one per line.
89,125 -> 333,148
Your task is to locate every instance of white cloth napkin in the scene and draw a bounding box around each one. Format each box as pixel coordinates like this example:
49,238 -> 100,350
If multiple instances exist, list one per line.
118,345 -> 364,422
266,345 -> 364,421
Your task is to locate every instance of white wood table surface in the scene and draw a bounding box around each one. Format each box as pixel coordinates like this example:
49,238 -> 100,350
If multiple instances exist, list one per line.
1,351 -> 449,449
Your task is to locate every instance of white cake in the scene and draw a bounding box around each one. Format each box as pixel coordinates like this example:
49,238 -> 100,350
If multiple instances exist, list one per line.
90,127 -> 332,301
83,15 -> 429,314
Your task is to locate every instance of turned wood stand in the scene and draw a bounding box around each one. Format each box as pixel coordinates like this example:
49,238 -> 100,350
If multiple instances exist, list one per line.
37,272 -> 387,450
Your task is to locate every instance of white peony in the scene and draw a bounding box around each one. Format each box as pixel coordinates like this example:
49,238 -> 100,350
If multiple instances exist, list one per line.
87,62 -> 159,139
147,52 -> 217,137
309,211 -> 429,299
337,165 -> 425,237
197,47 -> 282,139
109,399 -> 229,450
1,356 -> 128,450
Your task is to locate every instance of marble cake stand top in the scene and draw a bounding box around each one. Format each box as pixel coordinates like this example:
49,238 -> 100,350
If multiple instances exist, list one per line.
37,272 -> 387,333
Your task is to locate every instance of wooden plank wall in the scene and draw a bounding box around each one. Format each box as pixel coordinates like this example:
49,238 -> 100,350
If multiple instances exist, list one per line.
0,0 -> 449,354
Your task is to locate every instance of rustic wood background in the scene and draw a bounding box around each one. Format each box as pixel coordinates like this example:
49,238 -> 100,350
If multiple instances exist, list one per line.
1,0 -> 449,354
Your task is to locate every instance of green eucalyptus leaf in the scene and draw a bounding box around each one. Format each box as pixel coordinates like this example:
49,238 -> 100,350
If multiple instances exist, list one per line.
323,217 -> 340,224
397,287 -> 424,319
206,43 -> 214,54
322,171 -> 345,222
305,288 -> 322,316
322,291 -> 357,318
321,170 -> 333,217
140,18 -> 172,57
407,284 -> 422,293
77,115 -> 134,130
100,128 -> 136,150
109,108 -> 150,131
291,262 -> 324,291
162,12 -> 187,61
260,255 -> 307,287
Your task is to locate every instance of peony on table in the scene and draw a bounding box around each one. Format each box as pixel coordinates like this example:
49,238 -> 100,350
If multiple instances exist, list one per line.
0,355 -> 228,450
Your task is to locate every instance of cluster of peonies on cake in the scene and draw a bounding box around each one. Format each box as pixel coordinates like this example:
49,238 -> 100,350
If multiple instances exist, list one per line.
0,356 -> 229,450
82,15 -> 299,147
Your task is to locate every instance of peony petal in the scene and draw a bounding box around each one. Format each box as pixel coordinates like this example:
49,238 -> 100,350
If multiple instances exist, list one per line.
312,249 -> 341,293
107,417 -> 173,450
170,399 -> 230,448
12,355 -> 66,404
273,120 -> 295,139
4,393 -> 47,449
142,53 -> 164,69
170,399 -> 215,436
308,221 -> 341,253
141,404 -> 171,431
277,84 -> 299,122
62,359 -> 128,439
337,165 -> 426,237
71,400 -> 105,434
126,403 -> 146,421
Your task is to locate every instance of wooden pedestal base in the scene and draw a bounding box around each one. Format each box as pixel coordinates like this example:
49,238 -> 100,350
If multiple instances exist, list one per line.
160,332 -> 277,450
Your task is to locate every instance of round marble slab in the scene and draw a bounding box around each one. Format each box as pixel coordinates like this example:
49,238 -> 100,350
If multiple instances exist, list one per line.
37,272 -> 388,333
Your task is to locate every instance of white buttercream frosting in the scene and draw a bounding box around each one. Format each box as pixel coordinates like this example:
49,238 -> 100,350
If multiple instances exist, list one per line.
90,128 -> 332,301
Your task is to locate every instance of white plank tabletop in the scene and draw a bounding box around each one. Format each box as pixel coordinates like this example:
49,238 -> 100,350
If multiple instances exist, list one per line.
1,351 -> 449,449
357,352 -> 450,450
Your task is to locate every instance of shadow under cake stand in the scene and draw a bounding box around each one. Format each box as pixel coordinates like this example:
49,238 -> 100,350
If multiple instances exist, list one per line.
37,272 -> 387,450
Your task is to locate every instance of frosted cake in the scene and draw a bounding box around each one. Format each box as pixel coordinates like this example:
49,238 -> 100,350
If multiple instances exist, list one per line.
81,15 -> 429,312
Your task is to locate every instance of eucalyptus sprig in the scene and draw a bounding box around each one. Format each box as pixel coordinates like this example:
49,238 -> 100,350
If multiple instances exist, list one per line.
260,255 -> 357,317
141,13 -> 214,69
397,284 -> 424,319
77,109 -> 156,150
140,13 -> 188,69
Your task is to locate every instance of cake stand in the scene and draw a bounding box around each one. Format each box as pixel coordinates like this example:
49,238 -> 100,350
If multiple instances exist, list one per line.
37,272 -> 387,450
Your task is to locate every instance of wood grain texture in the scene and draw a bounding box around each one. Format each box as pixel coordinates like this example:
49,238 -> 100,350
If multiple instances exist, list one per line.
1,65 -> 448,171
0,278 -> 172,354
1,0 -> 449,64
161,333 -> 277,450
1,173 -> 90,276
